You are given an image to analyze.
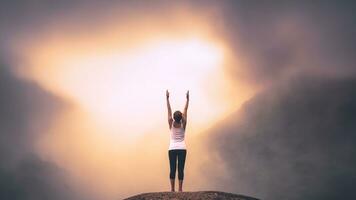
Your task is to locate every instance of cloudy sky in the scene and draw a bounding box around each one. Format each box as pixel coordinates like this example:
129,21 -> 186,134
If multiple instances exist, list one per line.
1,1 -> 355,200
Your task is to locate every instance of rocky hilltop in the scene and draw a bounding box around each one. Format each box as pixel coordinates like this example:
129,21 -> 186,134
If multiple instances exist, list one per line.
123,191 -> 259,200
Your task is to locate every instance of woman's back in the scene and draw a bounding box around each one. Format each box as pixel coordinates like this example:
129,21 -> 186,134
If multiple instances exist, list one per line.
169,122 -> 186,150
171,122 -> 185,141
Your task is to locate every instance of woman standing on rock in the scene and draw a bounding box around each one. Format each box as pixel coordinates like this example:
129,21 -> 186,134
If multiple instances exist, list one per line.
166,90 -> 189,192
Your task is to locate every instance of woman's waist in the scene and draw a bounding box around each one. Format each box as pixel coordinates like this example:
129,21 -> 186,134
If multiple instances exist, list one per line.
169,140 -> 186,150
169,137 -> 186,143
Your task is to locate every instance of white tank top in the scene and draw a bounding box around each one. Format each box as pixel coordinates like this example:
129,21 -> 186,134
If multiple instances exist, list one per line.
169,122 -> 186,150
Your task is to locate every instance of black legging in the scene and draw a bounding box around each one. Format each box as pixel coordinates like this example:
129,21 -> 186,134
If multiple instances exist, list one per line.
168,149 -> 187,180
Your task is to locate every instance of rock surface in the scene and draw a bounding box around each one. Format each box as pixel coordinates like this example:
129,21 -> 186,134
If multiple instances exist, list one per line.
123,191 -> 259,200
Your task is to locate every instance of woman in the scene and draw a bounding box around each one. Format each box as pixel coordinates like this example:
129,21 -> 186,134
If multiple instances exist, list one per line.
166,89 -> 189,192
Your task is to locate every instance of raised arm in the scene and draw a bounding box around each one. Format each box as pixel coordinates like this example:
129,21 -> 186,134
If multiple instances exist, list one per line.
166,90 -> 173,129
182,90 -> 189,129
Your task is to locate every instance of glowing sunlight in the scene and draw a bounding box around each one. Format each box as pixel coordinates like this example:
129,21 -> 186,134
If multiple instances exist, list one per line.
22,37 -> 235,138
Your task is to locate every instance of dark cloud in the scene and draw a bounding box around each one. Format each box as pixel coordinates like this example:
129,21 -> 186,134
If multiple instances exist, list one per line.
195,1 -> 356,200
213,0 -> 356,85
0,0 -> 181,45
202,75 -> 356,200
0,65 -> 81,200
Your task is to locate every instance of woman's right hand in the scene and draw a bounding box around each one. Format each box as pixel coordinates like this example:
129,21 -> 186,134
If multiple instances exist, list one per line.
166,90 -> 170,99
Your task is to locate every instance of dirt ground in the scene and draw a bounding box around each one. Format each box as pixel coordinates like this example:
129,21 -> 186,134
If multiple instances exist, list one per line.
123,191 -> 259,200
